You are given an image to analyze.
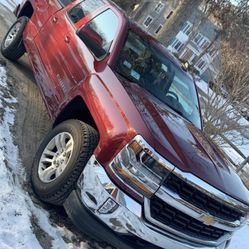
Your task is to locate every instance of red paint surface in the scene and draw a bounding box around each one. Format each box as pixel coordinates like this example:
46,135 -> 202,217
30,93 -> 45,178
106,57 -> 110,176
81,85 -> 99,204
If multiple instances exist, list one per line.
19,0 -> 249,205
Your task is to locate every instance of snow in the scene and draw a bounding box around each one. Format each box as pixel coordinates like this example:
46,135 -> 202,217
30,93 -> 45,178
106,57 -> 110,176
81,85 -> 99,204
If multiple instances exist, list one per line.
1,0 -> 21,11
228,223 -> 249,249
195,78 -> 212,96
0,65 -> 86,249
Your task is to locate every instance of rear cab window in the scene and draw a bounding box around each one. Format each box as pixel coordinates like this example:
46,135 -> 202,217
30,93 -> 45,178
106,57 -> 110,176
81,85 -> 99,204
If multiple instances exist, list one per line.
68,0 -> 104,23
59,0 -> 75,7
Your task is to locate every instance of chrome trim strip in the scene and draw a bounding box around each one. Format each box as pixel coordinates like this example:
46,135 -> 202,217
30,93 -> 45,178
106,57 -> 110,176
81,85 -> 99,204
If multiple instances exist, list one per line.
134,135 -> 175,172
144,198 -> 231,247
156,186 -> 241,230
77,156 -> 227,249
134,135 -> 249,216
108,134 -> 175,198
105,135 -> 248,247
172,167 -> 249,215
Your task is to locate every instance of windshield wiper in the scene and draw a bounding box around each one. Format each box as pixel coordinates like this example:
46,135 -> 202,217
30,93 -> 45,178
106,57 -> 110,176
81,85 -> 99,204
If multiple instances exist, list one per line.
167,104 -> 183,117
166,103 -> 194,125
115,70 -> 138,84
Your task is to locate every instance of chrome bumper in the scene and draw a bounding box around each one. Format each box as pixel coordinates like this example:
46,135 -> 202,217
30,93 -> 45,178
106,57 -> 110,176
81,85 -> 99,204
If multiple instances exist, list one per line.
75,156 -> 228,249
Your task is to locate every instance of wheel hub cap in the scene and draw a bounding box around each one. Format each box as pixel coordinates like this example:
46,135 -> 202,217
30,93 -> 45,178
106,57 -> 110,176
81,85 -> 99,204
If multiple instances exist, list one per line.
4,22 -> 21,48
38,132 -> 74,183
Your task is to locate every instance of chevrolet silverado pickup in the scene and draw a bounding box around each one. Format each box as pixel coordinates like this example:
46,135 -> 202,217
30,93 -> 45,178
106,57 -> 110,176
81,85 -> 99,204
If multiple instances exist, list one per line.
1,0 -> 249,248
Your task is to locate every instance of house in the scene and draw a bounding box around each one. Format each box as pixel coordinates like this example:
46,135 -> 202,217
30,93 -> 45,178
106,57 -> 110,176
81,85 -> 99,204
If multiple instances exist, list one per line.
131,0 -> 221,82
167,9 -> 221,82
131,0 -> 179,36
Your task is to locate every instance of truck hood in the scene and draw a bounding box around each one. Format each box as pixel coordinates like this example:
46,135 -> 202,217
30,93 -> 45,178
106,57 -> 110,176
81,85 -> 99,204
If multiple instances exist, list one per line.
120,79 -> 249,206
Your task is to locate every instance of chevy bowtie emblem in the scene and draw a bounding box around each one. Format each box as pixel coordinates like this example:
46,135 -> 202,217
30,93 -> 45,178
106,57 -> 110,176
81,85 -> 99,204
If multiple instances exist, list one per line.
200,214 -> 216,225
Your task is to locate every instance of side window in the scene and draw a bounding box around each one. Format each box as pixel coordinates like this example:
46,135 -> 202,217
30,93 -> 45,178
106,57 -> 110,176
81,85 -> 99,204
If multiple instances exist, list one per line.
59,0 -> 74,7
77,9 -> 119,59
68,0 -> 104,24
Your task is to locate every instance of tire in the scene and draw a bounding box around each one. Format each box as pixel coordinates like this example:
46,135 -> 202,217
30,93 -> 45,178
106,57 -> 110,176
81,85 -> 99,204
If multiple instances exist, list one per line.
1,16 -> 28,61
31,120 -> 99,205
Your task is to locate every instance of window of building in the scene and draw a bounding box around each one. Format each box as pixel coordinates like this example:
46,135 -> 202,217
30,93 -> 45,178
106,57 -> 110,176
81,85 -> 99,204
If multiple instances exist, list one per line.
68,0 -> 104,23
196,58 -> 206,71
155,24 -> 163,34
77,9 -> 119,59
200,39 -> 210,50
166,11 -> 174,19
143,16 -> 153,27
171,38 -> 184,52
155,2 -> 164,13
181,22 -> 192,36
194,33 -> 204,46
209,44 -> 217,58
193,33 -> 210,50
181,48 -> 195,62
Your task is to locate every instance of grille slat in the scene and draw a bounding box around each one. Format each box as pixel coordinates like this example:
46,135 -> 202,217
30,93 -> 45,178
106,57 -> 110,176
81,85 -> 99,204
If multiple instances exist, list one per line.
163,174 -> 243,222
150,196 -> 226,241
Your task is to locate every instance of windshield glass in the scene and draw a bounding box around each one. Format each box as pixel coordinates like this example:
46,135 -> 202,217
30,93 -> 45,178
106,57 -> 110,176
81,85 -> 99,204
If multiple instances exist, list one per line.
115,31 -> 202,129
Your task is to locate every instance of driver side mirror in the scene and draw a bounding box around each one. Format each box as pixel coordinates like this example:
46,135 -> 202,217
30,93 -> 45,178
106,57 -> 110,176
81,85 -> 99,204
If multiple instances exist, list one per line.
77,25 -> 107,59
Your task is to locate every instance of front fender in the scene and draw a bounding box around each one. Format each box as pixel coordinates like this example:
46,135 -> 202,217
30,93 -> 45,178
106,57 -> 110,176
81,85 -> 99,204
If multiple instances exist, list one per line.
81,74 -> 137,165
65,71 -> 153,166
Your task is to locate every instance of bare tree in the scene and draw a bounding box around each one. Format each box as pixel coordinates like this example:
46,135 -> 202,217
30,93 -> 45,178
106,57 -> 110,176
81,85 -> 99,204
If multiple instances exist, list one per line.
200,44 -> 249,146
189,1 -> 249,148
111,0 -> 140,13
199,41 -> 248,147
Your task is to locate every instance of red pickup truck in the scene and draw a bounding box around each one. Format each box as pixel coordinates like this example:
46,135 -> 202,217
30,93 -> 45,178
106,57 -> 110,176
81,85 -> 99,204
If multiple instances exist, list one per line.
2,1 -> 249,248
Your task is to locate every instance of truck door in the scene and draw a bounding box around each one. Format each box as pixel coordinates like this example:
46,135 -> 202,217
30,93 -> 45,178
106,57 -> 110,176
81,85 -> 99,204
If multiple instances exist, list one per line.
33,0 -> 106,116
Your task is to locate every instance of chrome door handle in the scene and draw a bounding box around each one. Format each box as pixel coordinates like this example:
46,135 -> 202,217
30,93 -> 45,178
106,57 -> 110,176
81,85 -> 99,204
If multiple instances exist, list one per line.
52,17 -> 58,23
64,36 -> 70,43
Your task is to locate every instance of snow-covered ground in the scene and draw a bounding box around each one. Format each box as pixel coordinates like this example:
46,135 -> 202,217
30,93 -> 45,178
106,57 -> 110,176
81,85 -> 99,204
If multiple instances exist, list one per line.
1,0 -> 21,11
229,223 -> 249,249
0,65 -> 94,249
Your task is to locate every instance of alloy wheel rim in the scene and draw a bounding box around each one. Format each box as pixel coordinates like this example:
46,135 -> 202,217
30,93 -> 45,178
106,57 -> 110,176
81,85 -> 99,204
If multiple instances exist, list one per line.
4,22 -> 21,48
38,132 -> 74,183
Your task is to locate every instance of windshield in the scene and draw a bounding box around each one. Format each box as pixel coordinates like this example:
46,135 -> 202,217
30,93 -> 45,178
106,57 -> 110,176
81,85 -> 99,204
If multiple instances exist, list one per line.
115,31 -> 202,129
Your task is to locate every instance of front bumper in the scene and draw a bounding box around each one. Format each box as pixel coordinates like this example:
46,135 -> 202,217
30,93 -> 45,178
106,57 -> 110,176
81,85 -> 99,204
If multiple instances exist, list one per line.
64,156 -> 228,249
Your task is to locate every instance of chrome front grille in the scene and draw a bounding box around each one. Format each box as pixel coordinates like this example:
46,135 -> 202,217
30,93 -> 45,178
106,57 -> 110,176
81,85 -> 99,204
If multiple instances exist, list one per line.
144,168 -> 249,246
150,196 -> 226,241
163,173 -> 244,222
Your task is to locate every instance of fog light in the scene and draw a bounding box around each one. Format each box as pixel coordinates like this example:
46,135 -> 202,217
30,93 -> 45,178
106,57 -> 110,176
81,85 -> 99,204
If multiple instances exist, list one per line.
98,198 -> 119,214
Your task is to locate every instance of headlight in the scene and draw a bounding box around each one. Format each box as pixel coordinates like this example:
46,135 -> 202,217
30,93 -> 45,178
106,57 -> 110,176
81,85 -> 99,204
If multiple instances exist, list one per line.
110,135 -> 174,198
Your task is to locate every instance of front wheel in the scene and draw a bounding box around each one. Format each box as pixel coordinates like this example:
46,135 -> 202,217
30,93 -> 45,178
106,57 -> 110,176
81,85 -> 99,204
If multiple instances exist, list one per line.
31,120 -> 99,205
1,16 -> 28,61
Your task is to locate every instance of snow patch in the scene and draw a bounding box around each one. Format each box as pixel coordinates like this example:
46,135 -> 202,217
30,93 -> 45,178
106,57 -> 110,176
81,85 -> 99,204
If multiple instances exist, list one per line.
0,66 -> 42,249
228,223 -> 249,249
1,0 -> 21,11
0,65 -> 78,249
